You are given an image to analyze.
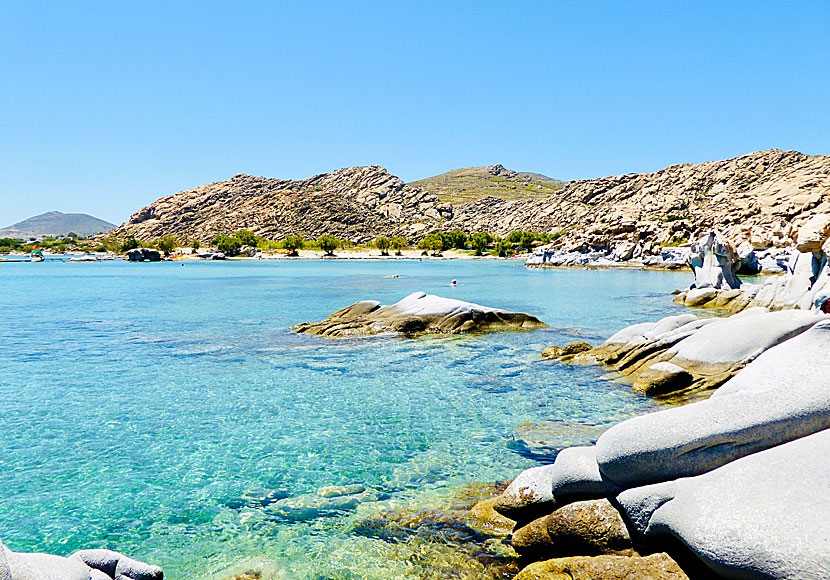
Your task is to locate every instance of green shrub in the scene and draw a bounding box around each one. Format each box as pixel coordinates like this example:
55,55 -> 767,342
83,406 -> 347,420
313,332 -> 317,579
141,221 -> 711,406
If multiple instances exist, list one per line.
234,230 -> 259,247
157,235 -> 178,256
390,236 -> 407,255
374,236 -> 390,255
468,232 -> 493,256
281,235 -> 305,256
213,234 -> 242,256
317,235 -> 339,255
493,238 -> 512,257
121,236 -> 140,252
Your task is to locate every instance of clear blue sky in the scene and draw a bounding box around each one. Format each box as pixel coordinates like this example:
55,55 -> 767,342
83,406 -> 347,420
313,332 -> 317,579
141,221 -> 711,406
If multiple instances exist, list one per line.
1,0 -> 828,226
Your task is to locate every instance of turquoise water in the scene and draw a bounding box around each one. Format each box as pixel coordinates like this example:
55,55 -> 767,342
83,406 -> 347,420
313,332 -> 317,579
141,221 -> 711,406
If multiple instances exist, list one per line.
0,260 -> 689,578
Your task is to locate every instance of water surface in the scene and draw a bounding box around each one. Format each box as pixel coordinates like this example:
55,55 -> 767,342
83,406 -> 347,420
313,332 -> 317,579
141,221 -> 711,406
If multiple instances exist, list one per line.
0,260 -> 689,578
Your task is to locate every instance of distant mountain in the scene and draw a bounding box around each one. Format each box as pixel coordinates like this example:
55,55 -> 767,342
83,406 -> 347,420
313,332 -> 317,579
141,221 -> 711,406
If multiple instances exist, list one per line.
0,212 -> 116,239
408,164 -> 565,204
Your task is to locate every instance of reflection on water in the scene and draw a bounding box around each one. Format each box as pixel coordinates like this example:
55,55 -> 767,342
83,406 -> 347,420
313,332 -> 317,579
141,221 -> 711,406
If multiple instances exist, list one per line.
0,260 -> 690,578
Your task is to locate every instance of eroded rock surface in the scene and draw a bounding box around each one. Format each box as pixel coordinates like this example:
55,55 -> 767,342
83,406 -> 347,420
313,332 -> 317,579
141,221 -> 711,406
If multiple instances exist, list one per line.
511,499 -> 634,559
618,428 -> 830,580
0,540 -> 162,580
292,292 -> 548,337
514,553 -> 689,580
501,318 -> 830,579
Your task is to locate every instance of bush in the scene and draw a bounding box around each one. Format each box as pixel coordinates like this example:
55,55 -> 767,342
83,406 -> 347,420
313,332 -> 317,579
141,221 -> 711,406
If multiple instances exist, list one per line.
317,235 -> 339,255
235,230 -> 259,247
417,233 -> 445,254
281,235 -> 305,256
157,235 -> 178,256
213,234 -> 242,256
468,232 -> 493,256
447,229 -> 467,249
390,236 -> 407,256
121,236 -> 140,252
493,238 -> 512,257
374,236 -> 390,255
191,239 -> 201,250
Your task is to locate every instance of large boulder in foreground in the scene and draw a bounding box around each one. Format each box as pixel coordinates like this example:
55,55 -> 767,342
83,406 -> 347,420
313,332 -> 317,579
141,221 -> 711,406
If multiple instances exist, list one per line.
0,540 -> 163,580
292,292 -> 548,337
617,428 -> 830,580
597,317 -> 830,488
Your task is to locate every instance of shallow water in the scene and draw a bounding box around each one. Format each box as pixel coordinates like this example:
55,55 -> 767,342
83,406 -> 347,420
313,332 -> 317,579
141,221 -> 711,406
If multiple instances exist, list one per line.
0,260 -> 689,578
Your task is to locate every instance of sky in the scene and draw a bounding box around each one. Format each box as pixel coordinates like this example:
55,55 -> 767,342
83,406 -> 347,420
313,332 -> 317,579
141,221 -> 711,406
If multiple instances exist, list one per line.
1,1 -> 828,226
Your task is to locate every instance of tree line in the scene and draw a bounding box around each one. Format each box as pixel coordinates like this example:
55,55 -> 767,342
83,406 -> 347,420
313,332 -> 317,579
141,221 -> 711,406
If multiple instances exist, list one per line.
3,228 -> 563,257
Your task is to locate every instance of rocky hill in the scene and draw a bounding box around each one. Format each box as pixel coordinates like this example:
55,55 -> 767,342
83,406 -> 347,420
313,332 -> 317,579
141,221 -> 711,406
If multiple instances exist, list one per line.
408,164 -> 564,204
0,211 -> 116,239
109,150 -> 830,250
448,149 -> 830,251
107,166 -> 453,244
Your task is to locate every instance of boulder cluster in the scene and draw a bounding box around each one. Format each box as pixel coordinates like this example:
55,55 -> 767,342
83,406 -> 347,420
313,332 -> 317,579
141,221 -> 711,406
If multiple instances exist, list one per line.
674,214 -> 830,312
491,316 -> 830,579
0,541 -> 162,580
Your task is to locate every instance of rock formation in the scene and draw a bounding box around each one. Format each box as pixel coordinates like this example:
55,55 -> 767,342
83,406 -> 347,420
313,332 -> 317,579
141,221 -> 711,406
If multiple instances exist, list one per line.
292,292 -> 548,337
675,214 -> 830,312
496,316 -> 830,579
107,166 -> 452,244
125,248 -> 162,262
0,540 -> 162,580
107,150 -> 828,256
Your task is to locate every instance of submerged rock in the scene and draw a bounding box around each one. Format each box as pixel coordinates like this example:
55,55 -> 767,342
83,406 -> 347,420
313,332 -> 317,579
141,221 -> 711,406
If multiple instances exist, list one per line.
292,291 -> 548,337
0,541 -> 163,580
509,420 -> 610,463
267,485 -> 388,520
541,341 -> 593,360
511,499 -> 634,559
514,553 -> 689,580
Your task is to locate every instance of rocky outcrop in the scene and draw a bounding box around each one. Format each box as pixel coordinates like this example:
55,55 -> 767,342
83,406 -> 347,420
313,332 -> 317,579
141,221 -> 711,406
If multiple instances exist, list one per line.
496,318 -> 830,580
291,292 -> 548,337
126,248 -> 162,262
0,540 -> 162,580
108,166 -> 453,244
675,213 -> 830,312
686,231 -> 740,290
107,150 -> 828,252
509,149 -> 830,254
617,429 -> 830,580
577,309 -> 825,396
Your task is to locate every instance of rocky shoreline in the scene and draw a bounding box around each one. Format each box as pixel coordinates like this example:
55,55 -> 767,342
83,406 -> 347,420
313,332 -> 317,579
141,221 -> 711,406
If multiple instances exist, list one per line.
7,217 -> 830,580
477,218 -> 830,579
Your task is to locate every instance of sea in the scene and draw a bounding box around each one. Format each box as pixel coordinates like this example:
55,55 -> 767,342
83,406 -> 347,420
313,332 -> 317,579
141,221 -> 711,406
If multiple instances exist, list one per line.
0,259 -> 690,579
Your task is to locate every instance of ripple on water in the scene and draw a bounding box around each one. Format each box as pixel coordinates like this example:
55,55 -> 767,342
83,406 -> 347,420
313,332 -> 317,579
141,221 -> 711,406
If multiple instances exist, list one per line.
0,260 -> 691,578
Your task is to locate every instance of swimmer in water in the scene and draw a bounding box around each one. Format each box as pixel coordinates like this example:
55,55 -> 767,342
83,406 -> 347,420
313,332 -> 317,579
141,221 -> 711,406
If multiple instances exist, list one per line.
451,279 -> 457,286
